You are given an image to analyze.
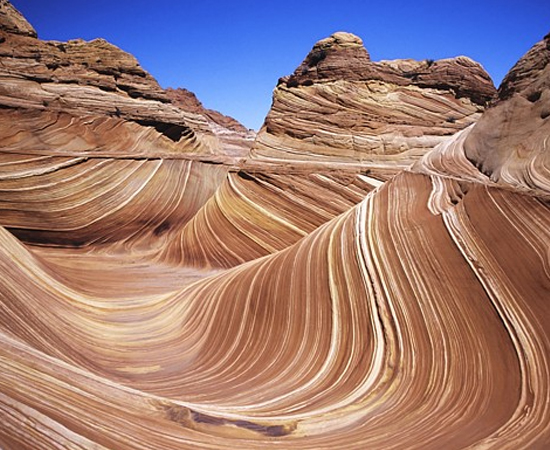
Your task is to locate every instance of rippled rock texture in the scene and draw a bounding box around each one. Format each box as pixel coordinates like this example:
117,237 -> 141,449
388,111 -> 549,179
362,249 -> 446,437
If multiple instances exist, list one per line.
0,2 -> 549,449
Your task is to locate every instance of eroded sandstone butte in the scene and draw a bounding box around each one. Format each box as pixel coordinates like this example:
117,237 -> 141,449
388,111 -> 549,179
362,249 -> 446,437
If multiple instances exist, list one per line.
249,31 -> 496,168
0,1 -> 549,448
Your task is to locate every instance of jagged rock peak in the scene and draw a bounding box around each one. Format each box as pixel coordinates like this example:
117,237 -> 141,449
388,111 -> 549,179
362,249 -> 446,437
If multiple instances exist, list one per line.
0,0 -> 36,37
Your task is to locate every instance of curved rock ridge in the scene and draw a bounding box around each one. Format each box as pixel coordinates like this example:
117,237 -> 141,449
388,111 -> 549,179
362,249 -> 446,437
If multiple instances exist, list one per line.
249,32 -> 495,166
160,168 -> 388,268
0,1 -> 249,161
0,147 -> 387,253
0,167 -> 549,448
463,32 -> 550,195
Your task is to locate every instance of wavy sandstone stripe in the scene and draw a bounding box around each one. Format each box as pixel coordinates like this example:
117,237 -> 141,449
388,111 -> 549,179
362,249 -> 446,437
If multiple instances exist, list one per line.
1,5 -> 549,449
0,169 -> 548,448
161,169 -> 388,267
0,150 -> 390,267
0,154 -> 228,248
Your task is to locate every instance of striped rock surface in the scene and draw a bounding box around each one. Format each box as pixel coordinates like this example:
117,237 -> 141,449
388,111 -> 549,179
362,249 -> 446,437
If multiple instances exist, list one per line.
249,32 -> 496,166
0,2 -> 549,449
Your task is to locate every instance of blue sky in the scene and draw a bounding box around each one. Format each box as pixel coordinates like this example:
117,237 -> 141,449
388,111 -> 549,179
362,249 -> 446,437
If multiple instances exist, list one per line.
10,0 -> 550,130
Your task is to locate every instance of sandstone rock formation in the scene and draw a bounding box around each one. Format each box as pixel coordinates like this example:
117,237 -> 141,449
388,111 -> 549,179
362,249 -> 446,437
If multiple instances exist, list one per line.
462,32 -> 550,196
0,0 -> 35,37
0,0 -> 251,247
0,0 -> 250,160
0,2 -> 549,448
249,31 -> 495,168
166,87 -> 256,159
166,87 -> 250,133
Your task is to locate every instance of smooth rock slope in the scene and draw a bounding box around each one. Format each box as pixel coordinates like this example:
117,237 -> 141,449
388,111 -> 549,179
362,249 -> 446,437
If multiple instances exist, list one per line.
463,32 -> 550,195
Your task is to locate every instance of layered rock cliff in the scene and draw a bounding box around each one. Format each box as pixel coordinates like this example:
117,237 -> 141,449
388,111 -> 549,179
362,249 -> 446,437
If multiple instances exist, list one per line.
249,31 -> 496,167
0,0 -> 250,160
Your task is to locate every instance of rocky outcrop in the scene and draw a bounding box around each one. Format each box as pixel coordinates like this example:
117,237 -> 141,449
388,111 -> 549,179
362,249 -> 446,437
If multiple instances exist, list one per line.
463,32 -> 550,195
0,0 -> 249,161
0,0 -> 35,37
286,32 -> 494,105
249,32 -> 496,167
495,33 -> 550,102
167,87 -> 256,158
166,87 -> 249,133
